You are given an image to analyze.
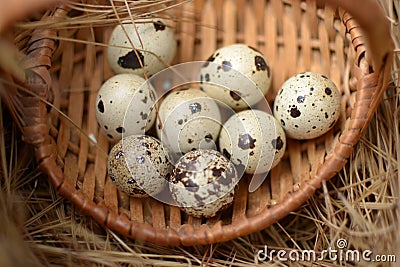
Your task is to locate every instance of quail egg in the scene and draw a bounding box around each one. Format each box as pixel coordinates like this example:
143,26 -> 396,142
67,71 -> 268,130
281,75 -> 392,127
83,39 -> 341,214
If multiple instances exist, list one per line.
156,88 -> 222,157
107,135 -> 172,197
107,18 -> 177,77
219,109 -> 286,174
170,149 -> 238,218
273,72 -> 341,139
95,73 -> 156,142
199,44 -> 271,109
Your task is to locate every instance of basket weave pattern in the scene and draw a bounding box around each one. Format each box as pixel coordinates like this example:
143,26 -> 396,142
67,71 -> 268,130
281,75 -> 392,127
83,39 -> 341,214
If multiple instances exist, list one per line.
16,0 -> 393,246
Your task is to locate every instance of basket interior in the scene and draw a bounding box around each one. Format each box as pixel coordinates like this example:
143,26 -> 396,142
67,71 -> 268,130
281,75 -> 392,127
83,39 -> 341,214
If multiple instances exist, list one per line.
43,0 -> 356,242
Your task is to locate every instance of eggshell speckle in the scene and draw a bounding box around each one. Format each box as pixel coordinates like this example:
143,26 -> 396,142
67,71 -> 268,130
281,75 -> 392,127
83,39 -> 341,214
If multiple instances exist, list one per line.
273,72 -> 341,140
107,135 -> 172,197
156,88 -> 222,157
95,73 -> 156,142
107,18 -> 176,77
219,109 -> 286,174
199,44 -> 271,109
170,149 -> 238,218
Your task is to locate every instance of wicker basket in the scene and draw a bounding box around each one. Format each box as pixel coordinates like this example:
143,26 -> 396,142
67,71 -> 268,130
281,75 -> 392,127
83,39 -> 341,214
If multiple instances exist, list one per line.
11,0 -> 393,246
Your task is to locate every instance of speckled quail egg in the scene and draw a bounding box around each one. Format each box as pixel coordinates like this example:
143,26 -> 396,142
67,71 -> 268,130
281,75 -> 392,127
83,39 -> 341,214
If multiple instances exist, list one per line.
219,109 -> 286,174
107,18 -> 177,77
273,72 -> 341,140
95,73 -> 156,142
199,44 -> 271,109
169,149 -> 238,218
156,88 -> 222,157
107,135 -> 172,197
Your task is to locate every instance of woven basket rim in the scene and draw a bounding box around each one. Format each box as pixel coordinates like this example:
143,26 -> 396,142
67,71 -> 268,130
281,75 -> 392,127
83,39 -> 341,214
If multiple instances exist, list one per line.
15,0 -> 393,246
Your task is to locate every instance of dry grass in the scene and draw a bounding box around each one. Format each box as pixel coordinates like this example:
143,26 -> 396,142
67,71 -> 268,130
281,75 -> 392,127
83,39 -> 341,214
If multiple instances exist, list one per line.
0,0 -> 399,266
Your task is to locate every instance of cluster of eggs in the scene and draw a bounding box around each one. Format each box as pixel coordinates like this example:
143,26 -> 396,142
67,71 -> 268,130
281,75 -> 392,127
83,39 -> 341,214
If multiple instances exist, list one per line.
95,17 -> 342,218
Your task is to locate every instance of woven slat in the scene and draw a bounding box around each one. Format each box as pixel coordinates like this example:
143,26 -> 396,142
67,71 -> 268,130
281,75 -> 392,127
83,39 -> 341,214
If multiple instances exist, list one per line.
130,198 -> 144,223
246,176 -> 270,217
12,0 -> 393,246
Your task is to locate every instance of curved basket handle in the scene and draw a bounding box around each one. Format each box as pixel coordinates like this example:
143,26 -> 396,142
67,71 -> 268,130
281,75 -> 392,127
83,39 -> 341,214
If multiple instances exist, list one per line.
324,0 -> 393,72
0,0 -> 66,33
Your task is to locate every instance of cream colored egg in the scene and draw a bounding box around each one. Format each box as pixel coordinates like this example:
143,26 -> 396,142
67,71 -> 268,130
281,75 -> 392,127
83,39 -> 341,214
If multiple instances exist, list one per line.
95,73 -> 156,142
108,135 -> 172,197
273,72 -> 341,140
199,44 -> 271,109
219,109 -> 286,174
107,18 -> 176,77
156,88 -> 222,157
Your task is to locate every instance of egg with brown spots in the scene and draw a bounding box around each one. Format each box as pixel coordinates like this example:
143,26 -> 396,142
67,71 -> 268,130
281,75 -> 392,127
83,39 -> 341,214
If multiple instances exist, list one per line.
199,44 -> 272,109
219,109 -> 286,174
107,18 -> 176,77
156,88 -> 222,157
273,72 -> 341,140
95,73 -> 156,142
169,149 -> 238,218
107,135 -> 172,197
